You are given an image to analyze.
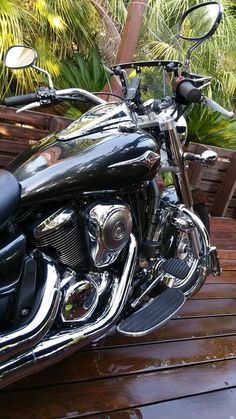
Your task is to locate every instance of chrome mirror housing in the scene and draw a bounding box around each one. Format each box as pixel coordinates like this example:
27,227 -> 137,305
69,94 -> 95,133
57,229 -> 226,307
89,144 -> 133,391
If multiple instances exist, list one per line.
4,45 -> 37,69
177,2 -> 223,41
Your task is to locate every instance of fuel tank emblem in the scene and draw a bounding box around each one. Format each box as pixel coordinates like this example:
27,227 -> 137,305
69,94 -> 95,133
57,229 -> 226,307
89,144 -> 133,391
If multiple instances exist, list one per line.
108,150 -> 160,170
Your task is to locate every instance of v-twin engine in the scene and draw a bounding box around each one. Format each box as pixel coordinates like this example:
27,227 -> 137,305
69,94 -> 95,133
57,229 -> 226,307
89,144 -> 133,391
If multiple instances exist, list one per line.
32,199 -> 133,271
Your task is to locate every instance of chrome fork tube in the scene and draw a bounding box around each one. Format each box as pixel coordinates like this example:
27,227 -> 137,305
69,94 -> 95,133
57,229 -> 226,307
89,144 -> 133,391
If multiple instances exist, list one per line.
161,118 -> 201,258
0,234 -> 137,389
163,118 -> 193,209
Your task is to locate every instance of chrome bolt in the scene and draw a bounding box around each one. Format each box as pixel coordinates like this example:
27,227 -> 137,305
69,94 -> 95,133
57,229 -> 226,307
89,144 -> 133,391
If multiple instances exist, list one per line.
20,308 -> 29,317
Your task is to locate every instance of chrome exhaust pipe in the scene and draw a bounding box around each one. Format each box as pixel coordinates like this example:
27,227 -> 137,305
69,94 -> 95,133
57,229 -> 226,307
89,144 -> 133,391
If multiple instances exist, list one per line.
0,254 -> 61,363
0,234 -> 137,389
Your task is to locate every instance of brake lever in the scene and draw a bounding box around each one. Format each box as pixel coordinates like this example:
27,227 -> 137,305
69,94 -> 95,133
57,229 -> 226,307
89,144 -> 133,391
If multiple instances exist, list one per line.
202,96 -> 235,118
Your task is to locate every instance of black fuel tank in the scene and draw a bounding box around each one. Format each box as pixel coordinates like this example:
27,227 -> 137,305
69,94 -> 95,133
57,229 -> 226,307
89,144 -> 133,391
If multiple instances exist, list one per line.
7,102 -> 160,204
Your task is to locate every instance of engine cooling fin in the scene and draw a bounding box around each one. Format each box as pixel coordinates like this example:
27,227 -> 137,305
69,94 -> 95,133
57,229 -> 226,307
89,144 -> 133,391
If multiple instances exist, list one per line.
33,206 -> 87,270
118,287 -> 185,336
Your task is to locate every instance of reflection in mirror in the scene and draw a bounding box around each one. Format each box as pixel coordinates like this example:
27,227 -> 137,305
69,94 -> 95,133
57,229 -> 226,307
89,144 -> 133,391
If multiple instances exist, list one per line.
179,3 -> 220,40
5,46 -> 36,69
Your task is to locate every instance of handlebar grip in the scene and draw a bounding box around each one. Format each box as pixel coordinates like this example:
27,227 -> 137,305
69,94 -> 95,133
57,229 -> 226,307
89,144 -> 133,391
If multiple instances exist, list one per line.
4,93 -> 38,107
176,80 -> 201,104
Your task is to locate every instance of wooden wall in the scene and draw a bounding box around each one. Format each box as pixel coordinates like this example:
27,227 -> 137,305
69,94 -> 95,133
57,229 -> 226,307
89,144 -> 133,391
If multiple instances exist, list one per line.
0,106 -> 71,168
188,143 -> 236,218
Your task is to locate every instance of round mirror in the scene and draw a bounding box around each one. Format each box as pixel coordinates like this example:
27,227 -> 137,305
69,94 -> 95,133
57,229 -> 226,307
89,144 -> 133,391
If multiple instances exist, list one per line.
4,45 -> 37,69
177,2 -> 223,41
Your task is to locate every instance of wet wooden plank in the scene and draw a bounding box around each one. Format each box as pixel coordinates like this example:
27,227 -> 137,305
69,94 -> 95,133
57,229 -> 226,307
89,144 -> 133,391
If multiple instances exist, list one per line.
212,241 -> 236,250
2,358 -> 236,418
218,249 -> 236,259
206,271 -> 236,283
219,259 -> 236,270
0,139 -> 30,154
98,387 -> 236,419
211,217 -> 236,231
94,315 -> 236,348
0,155 -> 13,167
11,335 -> 236,390
178,298 -> 236,318
192,283 -> 236,299
0,105 -> 71,130
211,153 -> 236,217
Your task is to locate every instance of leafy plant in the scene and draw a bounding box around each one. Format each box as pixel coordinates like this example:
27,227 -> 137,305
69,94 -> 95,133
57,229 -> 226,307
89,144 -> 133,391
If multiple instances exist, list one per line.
0,0 -> 108,97
137,0 -> 236,149
58,49 -> 108,92
187,105 -> 236,150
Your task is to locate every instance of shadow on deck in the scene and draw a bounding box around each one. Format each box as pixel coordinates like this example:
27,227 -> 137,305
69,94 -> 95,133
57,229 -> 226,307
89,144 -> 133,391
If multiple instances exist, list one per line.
1,217 -> 236,418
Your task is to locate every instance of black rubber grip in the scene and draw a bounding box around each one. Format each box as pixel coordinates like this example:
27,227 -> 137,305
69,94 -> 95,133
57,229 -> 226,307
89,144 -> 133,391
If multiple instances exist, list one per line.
4,93 -> 38,107
176,80 -> 201,104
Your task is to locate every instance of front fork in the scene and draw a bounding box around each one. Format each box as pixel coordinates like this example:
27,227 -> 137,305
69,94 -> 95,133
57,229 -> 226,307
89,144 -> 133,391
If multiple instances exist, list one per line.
160,117 -> 220,275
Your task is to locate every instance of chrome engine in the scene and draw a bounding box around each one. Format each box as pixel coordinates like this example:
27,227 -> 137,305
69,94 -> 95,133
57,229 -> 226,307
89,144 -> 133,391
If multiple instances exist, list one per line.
33,199 -> 133,271
33,203 -> 87,270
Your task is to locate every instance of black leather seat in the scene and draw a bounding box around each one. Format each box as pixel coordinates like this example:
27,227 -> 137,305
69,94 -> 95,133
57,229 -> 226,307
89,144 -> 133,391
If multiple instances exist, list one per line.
0,169 -> 21,226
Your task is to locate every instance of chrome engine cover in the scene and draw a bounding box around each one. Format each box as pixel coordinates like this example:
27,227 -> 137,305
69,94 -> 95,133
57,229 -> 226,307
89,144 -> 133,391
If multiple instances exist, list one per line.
33,203 -> 87,270
61,277 -> 99,323
86,200 -> 133,267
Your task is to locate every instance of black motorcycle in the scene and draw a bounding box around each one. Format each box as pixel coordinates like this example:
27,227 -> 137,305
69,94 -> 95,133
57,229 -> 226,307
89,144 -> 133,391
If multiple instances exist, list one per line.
0,2 -> 233,388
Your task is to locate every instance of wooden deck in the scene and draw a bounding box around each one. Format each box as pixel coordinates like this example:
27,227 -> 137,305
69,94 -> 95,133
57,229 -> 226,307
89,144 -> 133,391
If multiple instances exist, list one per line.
0,217 -> 235,418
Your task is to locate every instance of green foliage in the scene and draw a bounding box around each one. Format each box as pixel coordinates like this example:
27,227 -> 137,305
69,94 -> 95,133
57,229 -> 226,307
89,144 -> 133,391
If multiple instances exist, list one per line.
55,48 -> 109,117
58,49 -> 108,92
187,105 -> 236,150
142,0 -> 236,107
138,0 -> 236,149
0,0 -> 103,97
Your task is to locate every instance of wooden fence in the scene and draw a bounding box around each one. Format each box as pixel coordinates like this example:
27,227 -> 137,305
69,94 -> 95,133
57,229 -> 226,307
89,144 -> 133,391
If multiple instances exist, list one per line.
0,105 -> 235,218
0,106 -> 71,168
188,143 -> 236,219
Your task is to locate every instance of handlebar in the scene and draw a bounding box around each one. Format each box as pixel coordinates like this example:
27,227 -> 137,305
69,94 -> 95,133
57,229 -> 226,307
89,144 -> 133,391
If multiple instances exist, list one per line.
3,88 -> 106,113
3,83 -> 234,120
175,79 -> 201,104
4,93 -> 38,107
174,78 -> 234,118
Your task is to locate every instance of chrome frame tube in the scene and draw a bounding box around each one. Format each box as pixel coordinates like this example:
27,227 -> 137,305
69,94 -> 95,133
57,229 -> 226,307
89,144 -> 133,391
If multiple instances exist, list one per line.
0,234 -> 137,389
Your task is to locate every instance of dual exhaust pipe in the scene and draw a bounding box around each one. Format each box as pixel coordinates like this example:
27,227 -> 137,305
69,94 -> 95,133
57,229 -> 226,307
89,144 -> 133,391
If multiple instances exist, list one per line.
0,235 -> 137,389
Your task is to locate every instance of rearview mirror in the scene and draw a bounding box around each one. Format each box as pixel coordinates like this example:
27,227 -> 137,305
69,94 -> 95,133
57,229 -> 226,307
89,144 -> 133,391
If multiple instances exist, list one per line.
177,2 -> 223,41
4,45 -> 37,69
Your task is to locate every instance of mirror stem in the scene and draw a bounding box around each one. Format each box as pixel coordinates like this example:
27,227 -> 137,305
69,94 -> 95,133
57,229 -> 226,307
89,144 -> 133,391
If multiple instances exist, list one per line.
183,39 -> 205,73
32,65 -> 54,89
